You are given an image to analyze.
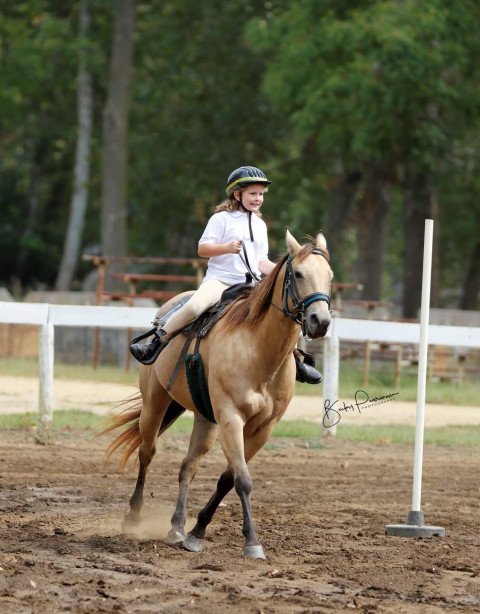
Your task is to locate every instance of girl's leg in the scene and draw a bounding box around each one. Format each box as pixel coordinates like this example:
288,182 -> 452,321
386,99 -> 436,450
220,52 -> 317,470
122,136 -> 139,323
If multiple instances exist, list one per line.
162,279 -> 229,335
130,279 -> 229,364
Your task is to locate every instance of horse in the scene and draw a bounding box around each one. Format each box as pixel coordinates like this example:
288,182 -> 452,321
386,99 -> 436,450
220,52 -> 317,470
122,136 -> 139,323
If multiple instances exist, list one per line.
102,229 -> 333,559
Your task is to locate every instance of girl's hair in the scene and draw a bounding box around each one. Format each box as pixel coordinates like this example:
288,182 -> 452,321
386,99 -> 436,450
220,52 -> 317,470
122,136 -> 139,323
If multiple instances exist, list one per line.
214,186 -> 268,217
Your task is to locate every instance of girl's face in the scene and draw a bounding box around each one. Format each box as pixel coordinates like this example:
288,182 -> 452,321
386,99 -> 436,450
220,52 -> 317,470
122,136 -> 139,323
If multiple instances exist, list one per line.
234,184 -> 266,213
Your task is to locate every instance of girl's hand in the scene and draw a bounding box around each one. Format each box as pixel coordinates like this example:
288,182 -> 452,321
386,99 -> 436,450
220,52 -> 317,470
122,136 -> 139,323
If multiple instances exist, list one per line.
228,240 -> 243,254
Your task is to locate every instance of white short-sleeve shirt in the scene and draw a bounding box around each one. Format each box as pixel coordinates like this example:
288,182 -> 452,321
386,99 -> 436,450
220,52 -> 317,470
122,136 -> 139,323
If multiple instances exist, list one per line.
198,210 -> 269,285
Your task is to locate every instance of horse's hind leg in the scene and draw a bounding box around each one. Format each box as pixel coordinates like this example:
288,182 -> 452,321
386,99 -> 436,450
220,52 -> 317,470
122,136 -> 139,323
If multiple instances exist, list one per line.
166,413 -> 217,544
183,465 -> 234,552
122,370 -> 171,532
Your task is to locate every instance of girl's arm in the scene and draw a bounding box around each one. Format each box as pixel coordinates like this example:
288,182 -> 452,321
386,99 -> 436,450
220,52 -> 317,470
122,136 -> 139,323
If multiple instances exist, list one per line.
198,240 -> 242,258
258,259 -> 276,275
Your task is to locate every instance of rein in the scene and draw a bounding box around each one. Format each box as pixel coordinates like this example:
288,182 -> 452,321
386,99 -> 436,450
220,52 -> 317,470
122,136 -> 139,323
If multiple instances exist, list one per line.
276,249 -> 331,336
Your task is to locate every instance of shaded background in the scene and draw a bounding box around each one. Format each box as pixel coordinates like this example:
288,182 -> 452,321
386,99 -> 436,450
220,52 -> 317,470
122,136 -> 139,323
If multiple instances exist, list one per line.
1,0 -> 479,318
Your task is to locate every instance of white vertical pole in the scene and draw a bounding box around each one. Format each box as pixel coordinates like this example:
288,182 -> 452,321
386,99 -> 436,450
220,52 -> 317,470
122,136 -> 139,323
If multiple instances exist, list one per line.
411,219 -> 434,511
322,329 -> 339,436
37,321 -> 54,444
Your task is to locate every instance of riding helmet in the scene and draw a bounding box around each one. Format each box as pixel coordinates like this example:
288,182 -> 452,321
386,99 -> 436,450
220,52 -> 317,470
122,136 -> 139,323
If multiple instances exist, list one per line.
225,166 -> 271,195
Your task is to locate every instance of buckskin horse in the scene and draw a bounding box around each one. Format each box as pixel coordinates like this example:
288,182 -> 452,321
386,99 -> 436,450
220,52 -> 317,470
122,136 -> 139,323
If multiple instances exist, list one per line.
102,229 -> 333,559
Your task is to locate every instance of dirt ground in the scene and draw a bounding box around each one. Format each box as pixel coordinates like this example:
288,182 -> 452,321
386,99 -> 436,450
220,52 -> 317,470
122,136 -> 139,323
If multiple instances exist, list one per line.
1,416 -> 480,614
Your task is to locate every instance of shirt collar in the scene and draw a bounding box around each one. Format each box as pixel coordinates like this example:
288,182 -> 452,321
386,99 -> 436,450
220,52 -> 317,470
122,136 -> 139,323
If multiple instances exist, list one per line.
230,210 -> 258,219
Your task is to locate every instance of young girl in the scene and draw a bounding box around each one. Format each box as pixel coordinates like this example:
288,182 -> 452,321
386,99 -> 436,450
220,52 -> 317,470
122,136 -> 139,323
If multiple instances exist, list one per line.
129,166 -> 321,384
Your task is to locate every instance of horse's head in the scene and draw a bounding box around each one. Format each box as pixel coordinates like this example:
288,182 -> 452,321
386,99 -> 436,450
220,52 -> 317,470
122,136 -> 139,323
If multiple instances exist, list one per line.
285,228 -> 333,338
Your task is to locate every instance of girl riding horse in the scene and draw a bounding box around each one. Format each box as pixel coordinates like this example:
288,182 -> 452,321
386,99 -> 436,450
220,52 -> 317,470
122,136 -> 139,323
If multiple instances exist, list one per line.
129,166 -> 322,384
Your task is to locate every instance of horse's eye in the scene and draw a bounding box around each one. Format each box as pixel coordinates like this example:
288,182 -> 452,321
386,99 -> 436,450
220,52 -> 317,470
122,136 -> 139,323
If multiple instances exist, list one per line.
294,270 -> 304,279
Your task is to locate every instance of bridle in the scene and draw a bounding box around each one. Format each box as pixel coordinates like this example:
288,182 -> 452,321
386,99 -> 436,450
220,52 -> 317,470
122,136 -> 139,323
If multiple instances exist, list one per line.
238,242 -> 332,336
280,249 -> 332,336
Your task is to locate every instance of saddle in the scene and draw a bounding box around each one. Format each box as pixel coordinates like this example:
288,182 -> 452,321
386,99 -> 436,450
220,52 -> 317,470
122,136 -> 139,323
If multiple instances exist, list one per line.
154,279 -> 253,341
165,279 -> 254,400
185,281 -> 253,339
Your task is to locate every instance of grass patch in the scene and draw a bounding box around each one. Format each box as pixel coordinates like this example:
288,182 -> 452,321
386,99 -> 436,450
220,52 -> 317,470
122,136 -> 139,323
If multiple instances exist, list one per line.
0,358 -> 139,385
2,358 -> 479,406
2,411 -> 478,447
0,410 -> 106,431
322,423 -> 480,447
295,362 -> 480,406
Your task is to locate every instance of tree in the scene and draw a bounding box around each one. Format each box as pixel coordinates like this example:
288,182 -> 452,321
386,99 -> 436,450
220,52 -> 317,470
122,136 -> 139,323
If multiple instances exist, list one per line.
247,0 -> 480,313
125,0 -> 286,258
101,0 -> 136,289
56,0 -> 93,291
0,3 -> 79,290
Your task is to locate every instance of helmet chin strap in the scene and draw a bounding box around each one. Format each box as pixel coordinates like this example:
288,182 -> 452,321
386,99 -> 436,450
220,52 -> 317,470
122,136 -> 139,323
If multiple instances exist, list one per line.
235,193 -> 254,241
235,192 -> 246,210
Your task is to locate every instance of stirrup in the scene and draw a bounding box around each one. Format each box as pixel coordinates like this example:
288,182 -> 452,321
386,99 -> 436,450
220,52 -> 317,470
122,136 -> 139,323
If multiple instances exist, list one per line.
129,328 -> 169,365
294,351 -> 322,384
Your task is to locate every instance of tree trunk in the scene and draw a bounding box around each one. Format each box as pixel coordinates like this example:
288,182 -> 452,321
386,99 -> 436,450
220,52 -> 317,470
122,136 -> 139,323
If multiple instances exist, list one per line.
324,162 -> 361,258
402,165 -> 437,319
15,149 -> 43,280
101,0 -> 136,290
355,167 -> 390,301
55,0 -> 93,291
460,241 -> 480,310
429,188 -> 440,308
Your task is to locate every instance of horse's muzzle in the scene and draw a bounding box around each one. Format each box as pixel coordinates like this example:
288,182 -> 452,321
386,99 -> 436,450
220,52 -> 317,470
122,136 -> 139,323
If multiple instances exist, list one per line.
305,310 -> 331,338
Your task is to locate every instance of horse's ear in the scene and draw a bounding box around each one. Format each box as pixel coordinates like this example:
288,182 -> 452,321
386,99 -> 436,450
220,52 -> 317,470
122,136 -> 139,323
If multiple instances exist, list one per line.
285,227 -> 301,255
315,230 -> 328,252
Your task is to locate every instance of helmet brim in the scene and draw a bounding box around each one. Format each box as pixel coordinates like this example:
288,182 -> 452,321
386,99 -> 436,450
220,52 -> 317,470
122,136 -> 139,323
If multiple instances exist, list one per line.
225,176 -> 272,195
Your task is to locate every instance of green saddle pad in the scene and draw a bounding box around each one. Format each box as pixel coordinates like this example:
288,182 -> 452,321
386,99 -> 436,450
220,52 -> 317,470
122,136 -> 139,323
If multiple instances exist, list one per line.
185,353 -> 216,424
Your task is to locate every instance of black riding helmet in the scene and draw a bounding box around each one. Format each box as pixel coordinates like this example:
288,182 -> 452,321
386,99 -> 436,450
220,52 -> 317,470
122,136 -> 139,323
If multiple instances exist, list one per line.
225,166 -> 271,196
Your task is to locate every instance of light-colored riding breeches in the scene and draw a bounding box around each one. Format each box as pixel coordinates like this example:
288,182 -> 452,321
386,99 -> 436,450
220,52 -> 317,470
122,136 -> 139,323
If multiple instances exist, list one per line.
162,278 -> 230,336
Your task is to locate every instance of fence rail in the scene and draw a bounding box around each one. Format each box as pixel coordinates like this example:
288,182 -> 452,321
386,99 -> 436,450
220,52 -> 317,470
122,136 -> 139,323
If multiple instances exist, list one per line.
1,301 -> 480,442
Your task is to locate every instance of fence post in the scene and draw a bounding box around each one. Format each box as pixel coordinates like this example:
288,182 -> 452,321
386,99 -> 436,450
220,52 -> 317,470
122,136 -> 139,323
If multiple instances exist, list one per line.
37,321 -> 54,444
322,331 -> 339,437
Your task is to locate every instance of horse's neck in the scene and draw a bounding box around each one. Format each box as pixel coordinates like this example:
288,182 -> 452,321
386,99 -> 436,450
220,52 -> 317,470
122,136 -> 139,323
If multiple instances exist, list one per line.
251,267 -> 299,363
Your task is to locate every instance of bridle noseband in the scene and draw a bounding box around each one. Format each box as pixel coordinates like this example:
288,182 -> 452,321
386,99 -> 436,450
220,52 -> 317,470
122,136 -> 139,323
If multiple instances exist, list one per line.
281,249 -> 332,335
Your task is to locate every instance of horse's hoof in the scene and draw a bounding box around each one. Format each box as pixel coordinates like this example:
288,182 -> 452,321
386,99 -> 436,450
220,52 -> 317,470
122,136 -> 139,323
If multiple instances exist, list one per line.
244,545 -> 266,559
182,533 -> 203,552
121,512 -> 140,533
165,529 -> 186,545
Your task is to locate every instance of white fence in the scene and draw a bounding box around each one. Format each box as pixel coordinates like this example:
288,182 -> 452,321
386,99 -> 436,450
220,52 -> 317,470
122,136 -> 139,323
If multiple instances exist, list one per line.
1,301 -> 480,442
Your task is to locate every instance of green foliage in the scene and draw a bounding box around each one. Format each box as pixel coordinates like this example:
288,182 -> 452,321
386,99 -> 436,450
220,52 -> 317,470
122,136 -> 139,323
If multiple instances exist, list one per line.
249,0 -> 480,165
127,0 -> 286,257
246,0 -> 480,297
0,0 -> 479,307
0,1 -> 107,287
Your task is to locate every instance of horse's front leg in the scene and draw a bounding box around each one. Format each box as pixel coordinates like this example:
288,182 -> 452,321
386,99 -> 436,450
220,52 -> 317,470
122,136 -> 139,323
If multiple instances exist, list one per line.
166,414 -> 217,544
185,412 -> 272,558
230,417 -> 277,559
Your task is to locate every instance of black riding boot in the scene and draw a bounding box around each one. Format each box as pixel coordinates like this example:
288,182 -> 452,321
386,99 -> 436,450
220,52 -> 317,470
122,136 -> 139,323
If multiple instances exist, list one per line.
294,349 -> 323,384
129,328 -> 168,365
